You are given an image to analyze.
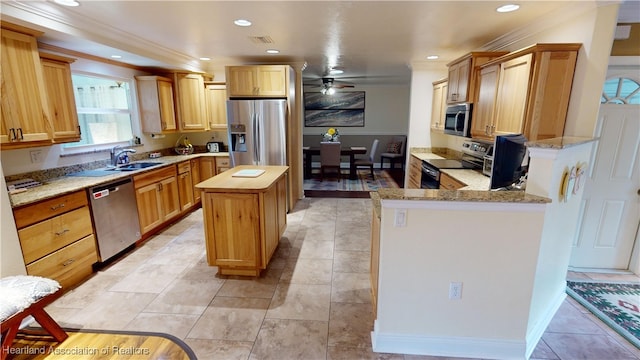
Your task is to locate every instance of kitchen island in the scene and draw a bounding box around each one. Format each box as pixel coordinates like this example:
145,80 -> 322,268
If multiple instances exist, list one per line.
196,165 -> 288,276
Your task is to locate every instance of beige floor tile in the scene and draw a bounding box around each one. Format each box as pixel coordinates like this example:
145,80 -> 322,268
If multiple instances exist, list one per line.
335,224 -> 371,251
109,262 -> 189,293
65,291 -> 157,330
184,338 -> 253,360
179,254 -> 221,280
53,272 -> 122,308
187,297 -> 270,341
542,333 -> 638,360
544,300 -> 607,335
280,258 -> 333,284
327,346 -> 404,359
331,272 -> 372,303
333,250 -> 370,273
266,283 -> 331,321
328,302 -> 374,348
125,312 -> 200,338
250,319 -> 328,360
216,278 -> 278,299
296,239 -> 335,259
143,278 -> 224,315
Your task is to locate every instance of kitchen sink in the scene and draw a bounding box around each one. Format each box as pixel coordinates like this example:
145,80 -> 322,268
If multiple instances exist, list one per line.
104,162 -> 163,171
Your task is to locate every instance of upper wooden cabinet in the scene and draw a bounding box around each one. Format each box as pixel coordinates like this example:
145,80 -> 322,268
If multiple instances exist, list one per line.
471,44 -> 580,141
430,79 -> 448,131
172,72 -> 208,131
446,51 -> 508,104
135,75 -> 177,134
204,82 -> 228,130
226,65 -> 289,97
1,24 -> 53,148
40,53 -> 81,143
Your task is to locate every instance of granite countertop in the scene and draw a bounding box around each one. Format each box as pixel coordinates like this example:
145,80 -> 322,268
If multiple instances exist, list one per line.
376,188 -> 550,204
9,152 -> 229,208
440,169 -> 490,190
411,152 -> 445,161
526,136 -> 597,149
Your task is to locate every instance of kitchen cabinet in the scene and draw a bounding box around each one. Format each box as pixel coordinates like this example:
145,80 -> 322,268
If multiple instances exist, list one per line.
200,156 -> 231,180
204,82 -> 228,130
370,208 -> 380,318
172,72 -> 207,131
1,23 -> 53,148
12,190 -> 97,290
472,44 -> 580,141
226,65 -> 289,97
190,158 -> 201,204
177,161 -> 194,212
446,52 -> 508,104
430,79 -> 448,131
439,172 -> 465,190
40,53 -> 81,143
133,166 -> 180,235
407,155 -> 422,189
135,75 -> 177,134
197,166 -> 288,276
216,156 -> 230,174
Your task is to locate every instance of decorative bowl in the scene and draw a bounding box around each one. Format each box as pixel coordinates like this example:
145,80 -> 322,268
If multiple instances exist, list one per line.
174,147 -> 194,155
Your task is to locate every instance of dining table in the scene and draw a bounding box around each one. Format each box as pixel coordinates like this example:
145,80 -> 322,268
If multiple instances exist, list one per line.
303,146 -> 367,180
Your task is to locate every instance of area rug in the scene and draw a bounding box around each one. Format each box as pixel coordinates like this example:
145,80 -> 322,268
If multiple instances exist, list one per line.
7,328 -> 197,359
566,280 -> 640,348
304,169 -> 400,192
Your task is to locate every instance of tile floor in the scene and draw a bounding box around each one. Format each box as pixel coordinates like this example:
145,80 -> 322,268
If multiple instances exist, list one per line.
44,198 -> 640,359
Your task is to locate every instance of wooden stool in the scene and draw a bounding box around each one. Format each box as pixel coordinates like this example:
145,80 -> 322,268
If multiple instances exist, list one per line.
1,276 -> 68,360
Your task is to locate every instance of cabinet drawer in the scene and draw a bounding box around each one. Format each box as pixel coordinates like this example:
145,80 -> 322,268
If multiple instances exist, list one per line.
133,165 -> 177,189
439,173 -> 466,190
26,234 -> 98,290
19,206 -> 93,264
13,190 -> 88,229
177,161 -> 190,174
216,157 -> 230,167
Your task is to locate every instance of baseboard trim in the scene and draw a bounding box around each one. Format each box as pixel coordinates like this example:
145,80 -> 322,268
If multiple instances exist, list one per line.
525,290 -> 566,358
371,320 -> 526,359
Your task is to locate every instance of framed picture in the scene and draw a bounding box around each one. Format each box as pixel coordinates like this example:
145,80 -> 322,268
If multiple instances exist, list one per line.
304,109 -> 365,127
304,91 -> 365,127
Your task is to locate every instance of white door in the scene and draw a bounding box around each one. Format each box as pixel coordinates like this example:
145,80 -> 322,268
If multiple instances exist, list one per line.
570,103 -> 640,269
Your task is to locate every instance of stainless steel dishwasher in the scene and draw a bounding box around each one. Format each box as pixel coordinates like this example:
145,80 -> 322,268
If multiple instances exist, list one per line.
89,177 -> 141,262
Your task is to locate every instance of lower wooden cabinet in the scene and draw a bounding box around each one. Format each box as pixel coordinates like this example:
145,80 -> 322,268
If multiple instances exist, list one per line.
12,190 -> 98,290
216,156 -> 230,174
133,166 -> 180,235
407,155 -> 422,189
200,156 -> 231,182
190,158 -> 201,204
177,161 -> 194,212
439,172 -> 466,190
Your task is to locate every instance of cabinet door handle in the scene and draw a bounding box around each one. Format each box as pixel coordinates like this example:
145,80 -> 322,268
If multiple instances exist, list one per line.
55,228 -> 70,236
9,128 -> 17,141
51,203 -> 65,211
62,258 -> 75,267
77,125 -> 82,135
17,128 -> 24,140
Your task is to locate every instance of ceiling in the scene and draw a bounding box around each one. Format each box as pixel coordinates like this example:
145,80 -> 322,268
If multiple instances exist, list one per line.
0,1 -> 634,86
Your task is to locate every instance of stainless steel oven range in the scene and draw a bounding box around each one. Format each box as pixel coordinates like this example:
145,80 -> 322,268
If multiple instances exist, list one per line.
420,140 -> 491,189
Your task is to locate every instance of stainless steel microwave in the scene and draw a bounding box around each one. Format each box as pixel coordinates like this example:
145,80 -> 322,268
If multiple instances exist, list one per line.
444,103 -> 472,137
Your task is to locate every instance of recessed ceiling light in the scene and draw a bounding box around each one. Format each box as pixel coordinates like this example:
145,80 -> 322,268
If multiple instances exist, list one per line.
234,19 -> 252,27
266,49 -> 280,54
111,55 -> 122,59
53,0 -> 80,6
426,55 -> 439,60
496,4 -> 520,13
199,57 -> 211,61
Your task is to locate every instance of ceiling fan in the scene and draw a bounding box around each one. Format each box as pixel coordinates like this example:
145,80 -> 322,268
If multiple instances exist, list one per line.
306,77 -> 355,94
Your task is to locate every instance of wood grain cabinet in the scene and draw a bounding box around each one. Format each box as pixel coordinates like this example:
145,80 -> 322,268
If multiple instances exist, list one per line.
439,172 -> 466,190
204,82 -> 228,130
133,166 -> 180,235
446,52 -> 508,104
190,158 -> 201,204
40,53 -> 81,143
12,190 -> 98,290
1,23 -> 53,148
200,156 -> 231,182
135,75 -> 177,134
407,155 -> 422,189
177,161 -> 194,212
471,44 -> 580,141
430,79 -> 448,131
172,72 -> 207,131
225,65 -> 289,97
216,156 -> 230,174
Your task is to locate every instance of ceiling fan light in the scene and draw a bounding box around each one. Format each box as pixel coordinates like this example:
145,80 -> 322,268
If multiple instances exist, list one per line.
426,55 -> 439,60
53,0 -> 80,6
329,68 -> 344,75
234,19 -> 252,27
496,4 -> 520,13
266,49 -> 280,54
326,87 -> 336,95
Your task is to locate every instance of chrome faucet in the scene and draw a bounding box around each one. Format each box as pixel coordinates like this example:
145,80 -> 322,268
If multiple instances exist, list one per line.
111,145 -> 136,166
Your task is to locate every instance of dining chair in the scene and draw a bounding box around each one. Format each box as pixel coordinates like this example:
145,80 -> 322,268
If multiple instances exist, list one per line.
320,142 -> 342,181
380,135 -> 407,170
354,139 -> 379,178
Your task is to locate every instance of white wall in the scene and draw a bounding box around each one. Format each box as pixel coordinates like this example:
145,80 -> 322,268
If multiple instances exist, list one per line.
302,84 -> 410,136
0,165 -> 26,277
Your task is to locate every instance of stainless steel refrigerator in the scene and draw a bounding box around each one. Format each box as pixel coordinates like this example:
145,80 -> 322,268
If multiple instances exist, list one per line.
227,99 -> 287,167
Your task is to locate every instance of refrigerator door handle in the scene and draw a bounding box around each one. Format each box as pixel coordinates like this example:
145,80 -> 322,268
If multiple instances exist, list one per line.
252,112 -> 260,164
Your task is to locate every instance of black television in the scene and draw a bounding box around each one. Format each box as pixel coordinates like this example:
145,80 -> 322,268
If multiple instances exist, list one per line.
490,134 -> 529,190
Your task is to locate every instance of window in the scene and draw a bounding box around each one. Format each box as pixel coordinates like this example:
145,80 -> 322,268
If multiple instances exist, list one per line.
601,77 -> 640,104
63,73 -> 134,148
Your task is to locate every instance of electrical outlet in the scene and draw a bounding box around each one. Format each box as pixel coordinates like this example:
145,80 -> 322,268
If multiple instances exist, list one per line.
29,150 -> 43,164
449,282 -> 463,300
394,209 -> 407,227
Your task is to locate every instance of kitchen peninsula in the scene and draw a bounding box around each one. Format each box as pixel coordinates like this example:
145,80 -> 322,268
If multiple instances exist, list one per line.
196,165 -> 288,276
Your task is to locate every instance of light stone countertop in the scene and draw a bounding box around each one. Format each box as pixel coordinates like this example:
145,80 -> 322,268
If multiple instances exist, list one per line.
376,188 -> 550,204
411,152 -> 445,161
9,153 -> 229,208
526,136 -> 597,149
440,169 -> 490,190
